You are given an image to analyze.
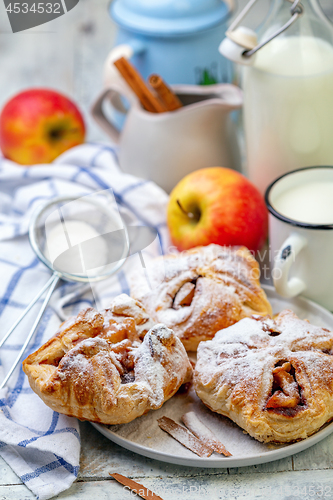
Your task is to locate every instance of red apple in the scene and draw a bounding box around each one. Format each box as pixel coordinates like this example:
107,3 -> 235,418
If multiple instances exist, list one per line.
167,167 -> 268,252
0,88 -> 85,165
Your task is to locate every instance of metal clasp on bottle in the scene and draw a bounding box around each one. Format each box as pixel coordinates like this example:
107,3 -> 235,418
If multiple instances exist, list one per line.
226,0 -> 303,58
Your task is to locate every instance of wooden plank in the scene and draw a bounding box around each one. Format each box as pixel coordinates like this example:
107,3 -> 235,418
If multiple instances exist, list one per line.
0,484 -> 35,500
1,0 -> 332,148
0,20 -> 75,108
78,421 -> 228,480
72,0 -> 118,143
2,469 -> 333,500
228,456 -> 293,475
1,0 -> 333,495
0,419 -> 330,487
293,432 -> 333,471
0,456 -> 22,486
0,0 -> 116,144
57,470 -> 333,500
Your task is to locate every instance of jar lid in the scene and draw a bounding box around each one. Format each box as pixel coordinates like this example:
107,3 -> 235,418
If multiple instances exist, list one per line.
110,0 -> 231,37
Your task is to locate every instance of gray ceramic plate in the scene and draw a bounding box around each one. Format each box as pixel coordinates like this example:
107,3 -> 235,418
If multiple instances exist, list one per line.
92,286 -> 333,468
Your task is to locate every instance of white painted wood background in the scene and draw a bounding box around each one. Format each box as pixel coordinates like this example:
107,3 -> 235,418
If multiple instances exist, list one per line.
1,1 -> 333,499
0,0 -> 332,143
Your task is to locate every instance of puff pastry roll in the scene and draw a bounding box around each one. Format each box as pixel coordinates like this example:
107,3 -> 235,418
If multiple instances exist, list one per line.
23,294 -> 192,425
194,310 -> 333,443
130,244 -> 272,351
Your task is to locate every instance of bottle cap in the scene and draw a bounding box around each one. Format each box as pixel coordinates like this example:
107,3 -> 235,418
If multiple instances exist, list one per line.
219,27 -> 257,65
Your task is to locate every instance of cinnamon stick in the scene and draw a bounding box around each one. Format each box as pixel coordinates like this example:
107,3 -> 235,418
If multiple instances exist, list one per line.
113,58 -> 166,113
110,473 -> 164,500
149,74 -> 183,111
157,416 -> 213,457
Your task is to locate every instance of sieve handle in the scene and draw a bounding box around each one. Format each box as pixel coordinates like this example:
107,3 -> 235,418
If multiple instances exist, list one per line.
0,273 -> 60,389
0,274 -> 57,350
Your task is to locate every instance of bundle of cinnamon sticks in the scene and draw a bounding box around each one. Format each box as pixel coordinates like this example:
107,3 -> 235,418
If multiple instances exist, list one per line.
113,57 -> 183,113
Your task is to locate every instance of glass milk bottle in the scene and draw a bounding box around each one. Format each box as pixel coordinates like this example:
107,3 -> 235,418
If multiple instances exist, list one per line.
221,0 -> 333,194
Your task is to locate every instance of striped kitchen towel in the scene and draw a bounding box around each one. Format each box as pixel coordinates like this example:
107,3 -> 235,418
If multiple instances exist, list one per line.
0,143 -> 170,500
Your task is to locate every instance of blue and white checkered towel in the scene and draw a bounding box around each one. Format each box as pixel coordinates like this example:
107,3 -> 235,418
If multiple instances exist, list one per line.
0,143 -> 170,500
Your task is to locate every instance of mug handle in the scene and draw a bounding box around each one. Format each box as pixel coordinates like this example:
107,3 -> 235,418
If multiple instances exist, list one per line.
91,85 -> 134,144
273,233 -> 307,298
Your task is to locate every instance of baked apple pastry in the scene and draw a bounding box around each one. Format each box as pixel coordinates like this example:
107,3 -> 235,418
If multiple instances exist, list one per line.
194,310 -> 333,443
23,294 -> 192,425
130,244 -> 272,351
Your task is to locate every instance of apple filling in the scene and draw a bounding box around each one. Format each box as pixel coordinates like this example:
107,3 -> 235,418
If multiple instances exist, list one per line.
173,280 -> 198,310
109,339 -> 136,385
266,361 -> 302,411
254,315 -> 282,337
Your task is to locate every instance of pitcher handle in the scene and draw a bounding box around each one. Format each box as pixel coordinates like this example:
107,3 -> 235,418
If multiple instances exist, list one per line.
91,85 -> 134,144
103,41 -> 146,113
215,84 -> 243,110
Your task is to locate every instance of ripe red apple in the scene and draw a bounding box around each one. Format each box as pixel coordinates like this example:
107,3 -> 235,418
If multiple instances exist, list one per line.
0,89 -> 85,165
167,167 -> 268,252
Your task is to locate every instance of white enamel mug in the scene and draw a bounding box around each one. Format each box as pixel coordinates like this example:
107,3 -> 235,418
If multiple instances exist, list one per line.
265,166 -> 333,311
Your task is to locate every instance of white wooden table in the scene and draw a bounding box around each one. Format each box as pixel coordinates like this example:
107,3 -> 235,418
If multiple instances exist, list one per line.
1,0 -> 333,498
1,419 -> 333,499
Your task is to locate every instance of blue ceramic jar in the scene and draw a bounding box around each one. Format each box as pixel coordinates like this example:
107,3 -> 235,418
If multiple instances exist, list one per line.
109,0 -> 234,85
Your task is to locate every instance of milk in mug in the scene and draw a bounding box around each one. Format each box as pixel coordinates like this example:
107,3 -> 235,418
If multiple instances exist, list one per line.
273,180 -> 333,224
244,36 -> 333,193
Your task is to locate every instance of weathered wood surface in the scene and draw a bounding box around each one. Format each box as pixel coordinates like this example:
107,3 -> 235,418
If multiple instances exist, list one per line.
1,468 -> 333,500
1,0 -> 332,144
1,0 -> 333,498
0,0 -> 116,143
1,421 -> 333,498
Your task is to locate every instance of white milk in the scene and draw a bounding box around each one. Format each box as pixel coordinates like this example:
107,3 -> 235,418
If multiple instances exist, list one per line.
243,36 -> 333,194
273,181 -> 333,224
46,220 -> 108,273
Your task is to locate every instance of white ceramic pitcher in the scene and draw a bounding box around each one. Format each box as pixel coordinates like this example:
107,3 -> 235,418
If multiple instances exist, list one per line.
91,83 -> 242,193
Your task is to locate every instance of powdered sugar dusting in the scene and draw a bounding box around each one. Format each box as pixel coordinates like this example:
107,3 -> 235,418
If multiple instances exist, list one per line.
130,244 -> 272,350
104,293 -> 155,337
26,293 -> 192,426
95,290 -> 333,462
196,310 -> 333,393
194,309 -> 333,443
134,324 -> 191,408
181,411 -> 231,456
105,384 -> 276,459
182,411 -> 216,441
